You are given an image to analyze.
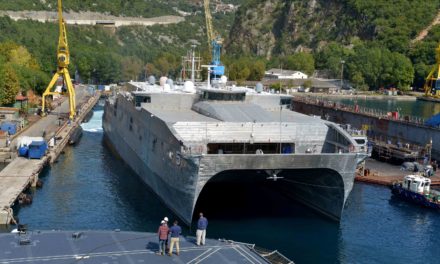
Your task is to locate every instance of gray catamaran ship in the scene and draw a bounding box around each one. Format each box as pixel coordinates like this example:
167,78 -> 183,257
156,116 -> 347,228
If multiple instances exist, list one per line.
103,54 -> 367,225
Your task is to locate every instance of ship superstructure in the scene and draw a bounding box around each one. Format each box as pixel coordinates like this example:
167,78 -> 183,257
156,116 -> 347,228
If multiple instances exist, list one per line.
103,81 -> 367,225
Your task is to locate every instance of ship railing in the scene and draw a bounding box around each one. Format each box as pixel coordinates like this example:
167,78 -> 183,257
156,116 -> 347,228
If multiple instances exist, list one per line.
293,96 -> 428,127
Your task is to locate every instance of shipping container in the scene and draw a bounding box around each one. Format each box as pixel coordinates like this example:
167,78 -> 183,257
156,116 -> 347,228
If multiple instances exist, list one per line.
28,141 -> 47,159
0,122 -> 17,135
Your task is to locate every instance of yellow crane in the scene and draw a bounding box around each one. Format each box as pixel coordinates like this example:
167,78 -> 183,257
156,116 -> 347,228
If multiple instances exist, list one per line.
423,44 -> 440,98
204,0 -> 215,53
41,0 -> 76,119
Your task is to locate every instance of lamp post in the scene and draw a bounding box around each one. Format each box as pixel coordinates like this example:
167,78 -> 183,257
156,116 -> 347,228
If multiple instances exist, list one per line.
340,60 -> 345,92
429,138 -> 433,164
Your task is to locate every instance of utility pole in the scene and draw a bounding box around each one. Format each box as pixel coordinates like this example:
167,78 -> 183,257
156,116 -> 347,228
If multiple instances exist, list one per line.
340,60 -> 345,92
279,105 -> 282,154
191,44 -> 196,82
429,138 -> 433,164
279,64 -> 282,93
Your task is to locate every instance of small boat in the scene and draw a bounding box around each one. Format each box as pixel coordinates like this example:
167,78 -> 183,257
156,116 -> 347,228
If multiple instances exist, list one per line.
391,174 -> 440,209
68,126 -> 83,145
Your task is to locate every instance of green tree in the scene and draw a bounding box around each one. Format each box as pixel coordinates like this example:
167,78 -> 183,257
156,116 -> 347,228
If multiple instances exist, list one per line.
282,52 -> 315,76
346,44 -> 414,90
0,65 -> 20,105
315,42 -> 354,78
121,56 -> 143,81
248,60 -> 266,81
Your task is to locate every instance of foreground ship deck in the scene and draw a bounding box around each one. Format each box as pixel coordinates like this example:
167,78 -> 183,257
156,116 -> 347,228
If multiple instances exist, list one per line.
0,230 -> 292,264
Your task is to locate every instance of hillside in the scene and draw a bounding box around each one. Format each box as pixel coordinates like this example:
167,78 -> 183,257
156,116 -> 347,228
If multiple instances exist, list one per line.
1,0 -> 440,96
226,0 -> 440,89
0,0 -> 244,96
227,0 -> 440,56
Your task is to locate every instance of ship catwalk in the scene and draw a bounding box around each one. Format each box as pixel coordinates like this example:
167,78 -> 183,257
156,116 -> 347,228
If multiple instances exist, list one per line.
103,83 -> 367,224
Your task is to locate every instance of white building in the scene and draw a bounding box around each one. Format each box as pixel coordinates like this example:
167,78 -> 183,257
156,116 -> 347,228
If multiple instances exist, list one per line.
264,68 -> 308,80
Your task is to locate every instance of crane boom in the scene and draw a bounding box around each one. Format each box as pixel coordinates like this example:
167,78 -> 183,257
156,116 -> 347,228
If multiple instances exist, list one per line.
423,44 -> 440,98
41,0 -> 76,120
204,0 -> 214,52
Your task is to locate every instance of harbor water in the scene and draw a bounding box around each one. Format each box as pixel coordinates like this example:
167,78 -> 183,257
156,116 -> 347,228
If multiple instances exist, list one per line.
3,107 -> 440,263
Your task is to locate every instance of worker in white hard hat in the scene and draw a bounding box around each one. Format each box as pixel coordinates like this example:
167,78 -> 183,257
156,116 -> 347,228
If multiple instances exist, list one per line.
163,217 -> 169,250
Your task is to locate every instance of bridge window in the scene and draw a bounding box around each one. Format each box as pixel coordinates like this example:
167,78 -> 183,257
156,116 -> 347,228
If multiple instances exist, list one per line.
280,97 -> 291,106
135,95 -> 151,107
207,143 -> 295,154
202,91 -> 245,101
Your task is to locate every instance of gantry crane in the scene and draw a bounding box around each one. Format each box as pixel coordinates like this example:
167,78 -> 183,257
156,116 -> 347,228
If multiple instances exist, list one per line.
41,0 -> 76,119
423,44 -> 440,98
203,0 -> 224,80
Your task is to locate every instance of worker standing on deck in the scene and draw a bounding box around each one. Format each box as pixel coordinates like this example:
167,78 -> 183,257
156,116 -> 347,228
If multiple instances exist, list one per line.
196,212 -> 208,246
157,220 -> 169,255
168,220 -> 182,256
163,217 -> 169,250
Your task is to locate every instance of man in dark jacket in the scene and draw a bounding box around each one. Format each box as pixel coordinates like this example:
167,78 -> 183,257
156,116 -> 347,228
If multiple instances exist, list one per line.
196,212 -> 208,246
168,220 -> 182,256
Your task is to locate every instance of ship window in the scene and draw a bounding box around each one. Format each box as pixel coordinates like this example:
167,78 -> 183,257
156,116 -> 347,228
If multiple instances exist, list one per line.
207,143 -> 293,154
280,97 -> 291,106
129,124 -> 133,131
355,139 -> 365,145
203,91 -> 245,101
135,95 -> 151,107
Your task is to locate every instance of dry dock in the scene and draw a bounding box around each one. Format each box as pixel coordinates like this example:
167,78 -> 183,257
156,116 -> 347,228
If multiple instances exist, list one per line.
0,86 -> 99,225
292,96 -> 440,160
356,158 -> 440,186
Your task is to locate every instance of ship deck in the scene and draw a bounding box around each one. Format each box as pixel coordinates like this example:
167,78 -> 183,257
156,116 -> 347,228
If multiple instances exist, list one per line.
143,103 -> 326,124
0,230 -> 292,264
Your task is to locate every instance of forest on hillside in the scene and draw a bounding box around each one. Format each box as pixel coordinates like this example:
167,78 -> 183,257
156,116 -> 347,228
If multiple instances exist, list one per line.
1,0 -> 440,106
227,0 -> 440,90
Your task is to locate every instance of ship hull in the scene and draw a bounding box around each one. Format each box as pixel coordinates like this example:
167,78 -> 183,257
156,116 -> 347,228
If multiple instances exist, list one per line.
103,97 -> 364,225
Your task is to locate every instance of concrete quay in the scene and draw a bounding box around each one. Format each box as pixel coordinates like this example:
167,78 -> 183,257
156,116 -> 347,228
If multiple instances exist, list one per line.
355,158 -> 440,186
0,86 -> 100,225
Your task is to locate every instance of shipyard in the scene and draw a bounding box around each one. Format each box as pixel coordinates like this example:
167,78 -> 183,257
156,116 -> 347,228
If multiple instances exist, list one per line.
1,0 -> 440,264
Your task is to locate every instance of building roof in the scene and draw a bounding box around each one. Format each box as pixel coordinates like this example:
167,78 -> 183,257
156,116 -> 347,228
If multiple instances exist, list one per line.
243,78 -> 339,89
265,68 -> 306,76
15,95 -> 28,101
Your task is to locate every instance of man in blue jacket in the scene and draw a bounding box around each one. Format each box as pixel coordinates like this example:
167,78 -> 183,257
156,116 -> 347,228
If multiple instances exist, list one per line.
196,212 -> 208,246
168,220 -> 182,256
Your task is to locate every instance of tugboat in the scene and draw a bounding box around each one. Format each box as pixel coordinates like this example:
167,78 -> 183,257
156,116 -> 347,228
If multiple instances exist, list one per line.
391,174 -> 440,209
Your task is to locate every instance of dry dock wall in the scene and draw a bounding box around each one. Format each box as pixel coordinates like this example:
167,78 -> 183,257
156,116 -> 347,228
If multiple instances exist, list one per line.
292,100 -> 440,160
0,93 -> 100,225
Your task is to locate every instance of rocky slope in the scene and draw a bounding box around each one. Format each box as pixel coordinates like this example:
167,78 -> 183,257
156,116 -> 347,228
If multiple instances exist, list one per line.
226,0 -> 440,58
